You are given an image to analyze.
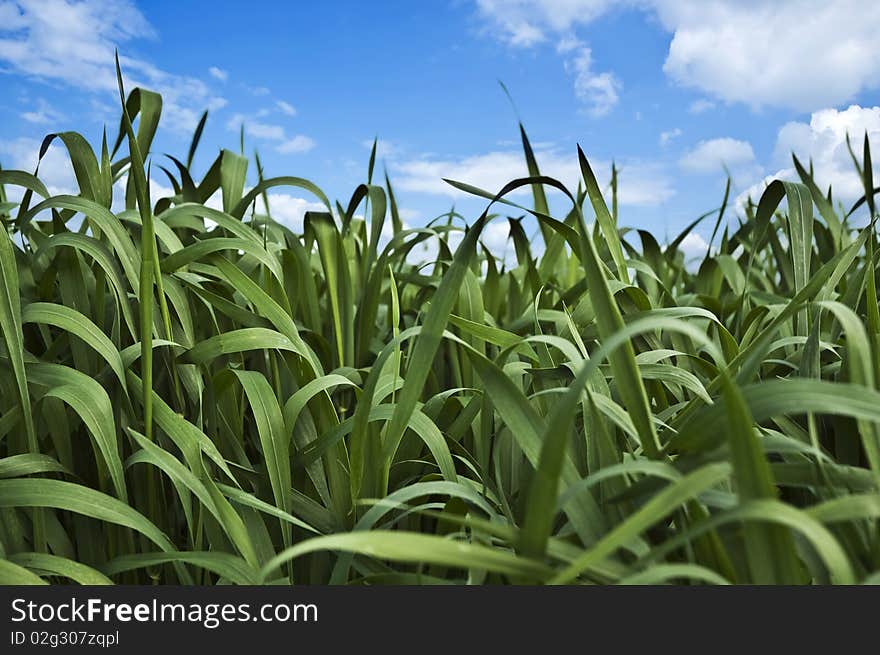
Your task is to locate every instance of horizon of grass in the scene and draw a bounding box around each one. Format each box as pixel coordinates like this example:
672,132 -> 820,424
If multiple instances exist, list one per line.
1,61 -> 880,585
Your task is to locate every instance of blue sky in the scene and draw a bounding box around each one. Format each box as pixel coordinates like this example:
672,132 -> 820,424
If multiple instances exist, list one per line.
1,0 -> 879,257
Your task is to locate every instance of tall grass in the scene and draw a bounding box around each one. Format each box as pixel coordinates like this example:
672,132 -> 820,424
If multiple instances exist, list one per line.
1,72 -> 880,585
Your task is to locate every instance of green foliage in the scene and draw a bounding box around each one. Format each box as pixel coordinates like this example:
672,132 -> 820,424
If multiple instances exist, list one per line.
1,75 -> 880,585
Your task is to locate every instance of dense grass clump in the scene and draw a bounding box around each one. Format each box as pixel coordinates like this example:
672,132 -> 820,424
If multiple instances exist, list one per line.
2,74 -> 880,585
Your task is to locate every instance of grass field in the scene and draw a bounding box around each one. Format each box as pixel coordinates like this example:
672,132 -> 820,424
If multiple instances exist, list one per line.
2,67 -> 880,585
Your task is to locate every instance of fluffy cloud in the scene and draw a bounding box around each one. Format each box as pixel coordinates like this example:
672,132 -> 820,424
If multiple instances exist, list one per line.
565,45 -> 621,116
208,66 -> 228,81
393,147 -> 674,206
276,101 -> 297,116
0,0 -> 226,132
480,219 -> 513,254
679,137 -> 756,175
228,114 -> 284,140
475,2 -> 622,114
734,169 -> 790,211
474,1 -> 880,112
659,128 -> 682,146
227,114 -> 316,154
277,135 -> 315,154
475,0 -> 619,47
258,193 -> 326,232
688,99 -> 715,114
0,136 -> 76,196
760,105 -> 880,205
774,105 -> 880,201
656,0 -> 880,111
20,98 -> 64,125
0,0 -> 153,90
614,163 -> 677,206
736,105 -> 880,212
677,231 -> 709,259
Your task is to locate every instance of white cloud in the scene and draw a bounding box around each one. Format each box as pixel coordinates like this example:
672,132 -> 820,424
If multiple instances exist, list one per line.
656,0 -> 880,111
20,111 -> 48,125
481,219 -> 511,250
614,162 -> 677,206
475,0 -> 620,47
555,35 -> 583,54
474,1 -> 880,112
677,231 -> 709,259
393,147 -> 674,206
277,135 -> 315,154
659,127 -> 682,146
474,3 -> 622,115
0,0 -> 154,90
227,114 -> 315,154
688,98 -> 715,114
679,137 -> 756,175
20,98 -> 64,125
0,136 -> 76,196
566,46 -> 620,116
734,105 -> 880,214
0,0 -> 225,133
208,66 -> 228,81
773,105 -> 880,203
734,169 -> 792,211
276,100 -> 296,116
258,193 -> 327,232
228,113 -> 285,140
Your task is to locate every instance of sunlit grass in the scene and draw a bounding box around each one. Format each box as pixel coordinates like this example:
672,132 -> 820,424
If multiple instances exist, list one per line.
1,66 -> 879,585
